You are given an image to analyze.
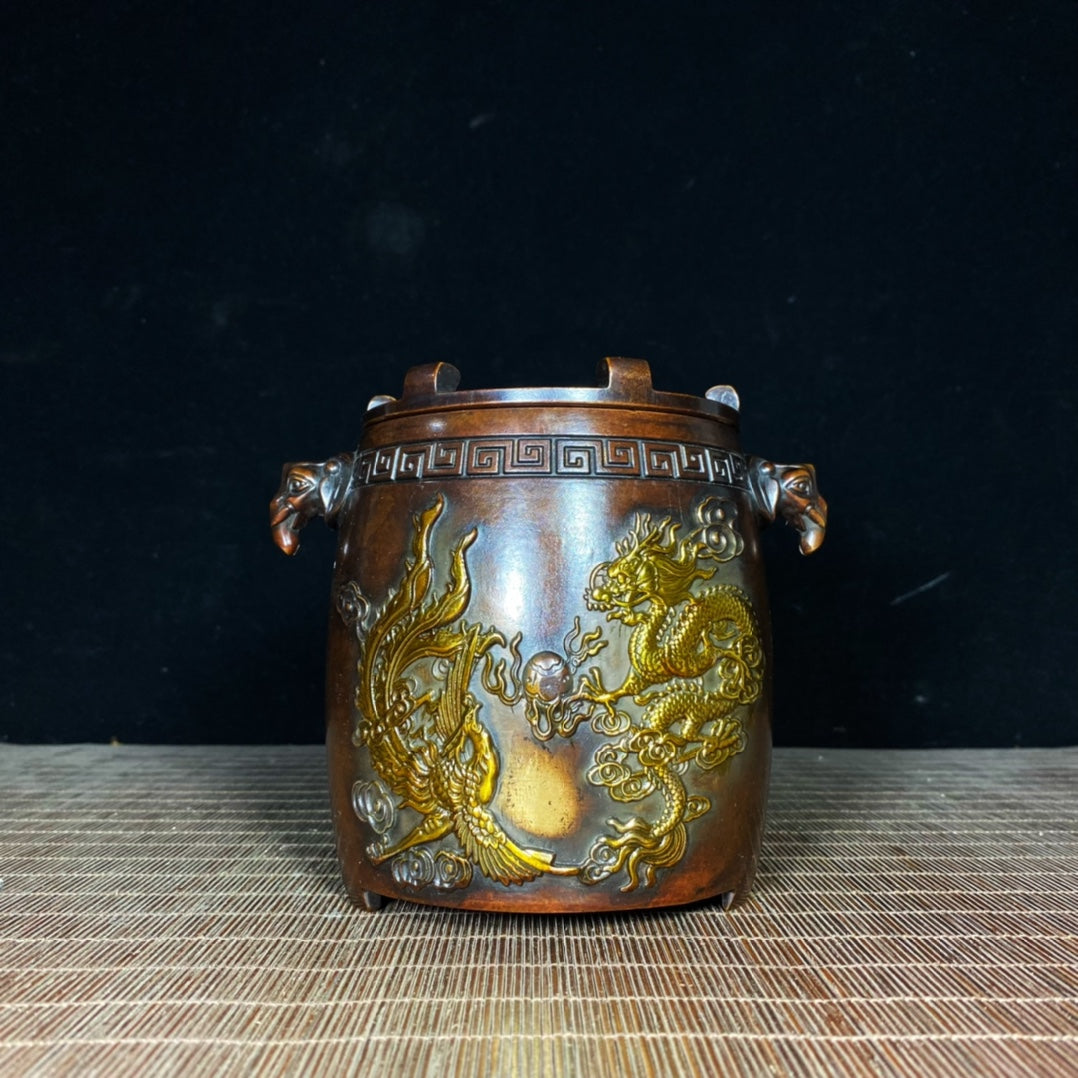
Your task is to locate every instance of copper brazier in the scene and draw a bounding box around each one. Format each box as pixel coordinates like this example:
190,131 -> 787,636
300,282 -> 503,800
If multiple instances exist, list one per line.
270,358 -> 826,913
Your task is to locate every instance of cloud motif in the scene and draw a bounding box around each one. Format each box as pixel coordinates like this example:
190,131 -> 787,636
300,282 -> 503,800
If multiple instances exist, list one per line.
351,778 -> 396,834
389,847 -> 473,891
336,581 -> 370,630
391,847 -> 435,889
696,497 -> 744,562
432,850 -> 472,890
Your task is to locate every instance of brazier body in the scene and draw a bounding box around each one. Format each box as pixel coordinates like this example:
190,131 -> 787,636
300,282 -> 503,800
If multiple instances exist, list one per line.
271,358 -> 826,912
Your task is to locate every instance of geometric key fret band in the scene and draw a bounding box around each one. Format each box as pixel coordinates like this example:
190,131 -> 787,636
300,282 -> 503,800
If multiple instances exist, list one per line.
356,436 -> 748,488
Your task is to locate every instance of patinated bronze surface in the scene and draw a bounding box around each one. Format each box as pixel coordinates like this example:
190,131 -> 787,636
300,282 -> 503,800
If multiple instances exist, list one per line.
270,358 -> 826,913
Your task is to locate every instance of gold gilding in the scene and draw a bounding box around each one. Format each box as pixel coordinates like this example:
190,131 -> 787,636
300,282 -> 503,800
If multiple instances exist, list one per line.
346,494 -> 762,893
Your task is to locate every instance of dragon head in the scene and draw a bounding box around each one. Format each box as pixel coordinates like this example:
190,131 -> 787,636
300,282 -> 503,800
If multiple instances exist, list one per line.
585,515 -> 714,623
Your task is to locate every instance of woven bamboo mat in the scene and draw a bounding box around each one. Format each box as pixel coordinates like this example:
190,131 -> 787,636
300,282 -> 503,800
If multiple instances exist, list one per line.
0,745 -> 1075,1077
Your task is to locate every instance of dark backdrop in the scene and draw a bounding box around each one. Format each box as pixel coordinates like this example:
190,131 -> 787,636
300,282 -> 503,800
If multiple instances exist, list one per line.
3,2 -> 1075,746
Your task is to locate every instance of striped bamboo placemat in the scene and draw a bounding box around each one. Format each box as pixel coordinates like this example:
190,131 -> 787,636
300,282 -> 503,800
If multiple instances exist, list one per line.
1,745 -> 1075,1076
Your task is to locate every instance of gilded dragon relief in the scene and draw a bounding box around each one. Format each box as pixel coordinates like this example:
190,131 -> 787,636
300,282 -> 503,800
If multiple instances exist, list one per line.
339,494 -> 763,893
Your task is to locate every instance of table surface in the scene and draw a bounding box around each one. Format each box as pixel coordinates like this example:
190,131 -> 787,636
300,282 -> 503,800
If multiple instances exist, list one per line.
1,745 -> 1075,1077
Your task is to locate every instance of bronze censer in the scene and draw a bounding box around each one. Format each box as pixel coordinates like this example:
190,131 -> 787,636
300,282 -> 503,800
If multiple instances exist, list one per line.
270,358 -> 826,912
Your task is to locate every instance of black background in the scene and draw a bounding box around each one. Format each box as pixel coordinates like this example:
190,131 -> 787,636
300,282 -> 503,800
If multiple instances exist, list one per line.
3,2 -> 1075,746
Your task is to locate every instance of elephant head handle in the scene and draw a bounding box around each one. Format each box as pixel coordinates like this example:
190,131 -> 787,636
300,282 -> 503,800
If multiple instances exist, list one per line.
269,454 -> 355,555
748,458 -> 828,555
